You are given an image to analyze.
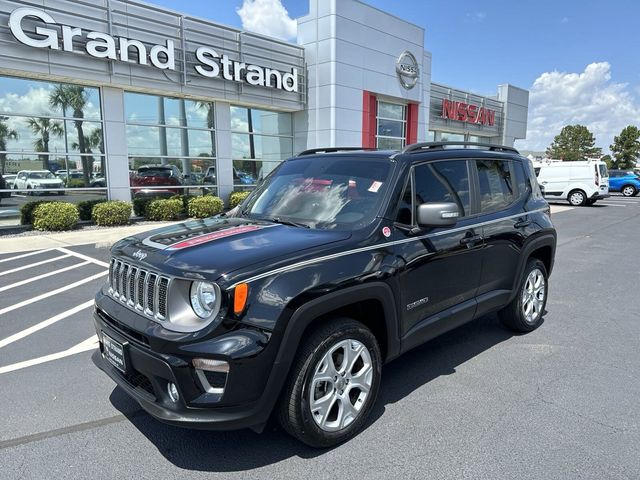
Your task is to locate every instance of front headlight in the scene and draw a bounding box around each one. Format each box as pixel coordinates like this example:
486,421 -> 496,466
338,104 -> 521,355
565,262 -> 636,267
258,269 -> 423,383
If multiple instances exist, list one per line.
190,281 -> 220,319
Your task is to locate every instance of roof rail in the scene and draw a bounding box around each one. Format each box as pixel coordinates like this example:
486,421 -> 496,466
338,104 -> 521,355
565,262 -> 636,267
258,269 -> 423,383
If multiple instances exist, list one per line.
401,142 -> 519,155
297,147 -> 376,156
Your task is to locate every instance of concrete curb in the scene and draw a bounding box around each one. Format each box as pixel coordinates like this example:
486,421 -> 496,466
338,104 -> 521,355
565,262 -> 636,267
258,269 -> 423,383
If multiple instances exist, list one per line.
0,221 -> 180,253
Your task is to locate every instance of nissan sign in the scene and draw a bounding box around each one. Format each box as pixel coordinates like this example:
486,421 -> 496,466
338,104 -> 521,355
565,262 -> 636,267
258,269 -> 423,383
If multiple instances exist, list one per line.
396,51 -> 419,90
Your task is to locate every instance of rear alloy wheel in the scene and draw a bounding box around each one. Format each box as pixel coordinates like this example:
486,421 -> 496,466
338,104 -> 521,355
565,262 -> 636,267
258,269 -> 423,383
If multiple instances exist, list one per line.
568,189 -> 587,206
278,318 -> 381,448
621,185 -> 637,197
499,258 -> 548,332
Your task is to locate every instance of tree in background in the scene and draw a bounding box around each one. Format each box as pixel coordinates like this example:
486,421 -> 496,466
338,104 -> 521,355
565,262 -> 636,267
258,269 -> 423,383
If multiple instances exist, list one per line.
27,117 -> 64,170
610,126 -> 640,170
601,154 -> 614,169
546,125 -> 602,161
0,116 -> 18,175
49,85 -> 91,186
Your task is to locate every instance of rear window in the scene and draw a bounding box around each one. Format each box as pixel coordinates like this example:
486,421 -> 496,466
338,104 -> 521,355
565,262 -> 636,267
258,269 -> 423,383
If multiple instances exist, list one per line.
598,164 -> 608,178
138,168 -> 171,178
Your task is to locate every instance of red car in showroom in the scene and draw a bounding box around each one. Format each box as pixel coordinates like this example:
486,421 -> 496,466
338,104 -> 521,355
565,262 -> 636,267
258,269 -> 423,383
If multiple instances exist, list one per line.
130,164 -> 184,197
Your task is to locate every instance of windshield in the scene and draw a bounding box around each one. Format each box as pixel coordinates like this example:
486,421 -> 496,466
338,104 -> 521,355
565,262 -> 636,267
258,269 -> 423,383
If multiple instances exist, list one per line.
242,157 -> 392,229
28,172 -> 55,179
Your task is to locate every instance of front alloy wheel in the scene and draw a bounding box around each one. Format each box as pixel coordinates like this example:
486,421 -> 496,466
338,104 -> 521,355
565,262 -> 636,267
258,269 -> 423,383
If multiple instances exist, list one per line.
309,339 -> 373,432
279,318 -> 381,448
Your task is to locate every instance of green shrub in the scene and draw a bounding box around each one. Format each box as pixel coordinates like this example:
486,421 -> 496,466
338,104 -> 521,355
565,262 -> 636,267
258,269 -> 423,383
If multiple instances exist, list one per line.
65,179 -> 85,188
77,199 -> 107,221
229,190 -> 251,209
146,198 -> 183,221
92,201 -> 131,226
32,202 -> 79,231
20,200 -> 50,225
132,196 -> 153,217
188,195 -> 224,218
170,194 -> 196,213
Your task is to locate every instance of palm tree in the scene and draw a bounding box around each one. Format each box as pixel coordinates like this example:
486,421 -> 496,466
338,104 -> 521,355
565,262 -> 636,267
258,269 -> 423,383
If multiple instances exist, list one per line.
72,127 -> 103,177
0,116 -> 18,175
195,101 -> 215,157
26,117 -> 64,169
49,85 -> 91,186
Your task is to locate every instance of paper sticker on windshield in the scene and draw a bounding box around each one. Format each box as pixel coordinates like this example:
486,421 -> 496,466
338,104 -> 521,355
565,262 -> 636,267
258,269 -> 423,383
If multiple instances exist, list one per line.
368,181 -> 383,193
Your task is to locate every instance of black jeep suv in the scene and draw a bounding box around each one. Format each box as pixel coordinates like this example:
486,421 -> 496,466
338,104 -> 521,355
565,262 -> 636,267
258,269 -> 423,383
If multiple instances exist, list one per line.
93,142 -> 556,447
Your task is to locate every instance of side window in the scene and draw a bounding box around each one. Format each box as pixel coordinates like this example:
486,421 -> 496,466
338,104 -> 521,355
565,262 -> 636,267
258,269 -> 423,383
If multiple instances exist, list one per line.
476,159 -> 516,213
514,161 -> 531,198
413,160 -> 470,217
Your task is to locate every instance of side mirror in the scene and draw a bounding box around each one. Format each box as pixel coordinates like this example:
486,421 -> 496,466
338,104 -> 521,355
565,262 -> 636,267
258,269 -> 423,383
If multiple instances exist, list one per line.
417,202 -> 460,227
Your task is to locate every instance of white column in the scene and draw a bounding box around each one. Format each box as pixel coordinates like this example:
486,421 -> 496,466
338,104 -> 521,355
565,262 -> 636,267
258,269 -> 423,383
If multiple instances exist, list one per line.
215,102 -> 234,206
102,87 -> 131,202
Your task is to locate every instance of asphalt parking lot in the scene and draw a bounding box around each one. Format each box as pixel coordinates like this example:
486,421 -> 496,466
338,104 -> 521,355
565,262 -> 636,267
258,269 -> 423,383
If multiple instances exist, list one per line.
1,195 -> 639,479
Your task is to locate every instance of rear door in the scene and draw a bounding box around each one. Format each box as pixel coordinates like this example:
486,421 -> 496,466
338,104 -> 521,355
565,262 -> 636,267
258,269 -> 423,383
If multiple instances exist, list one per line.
474,157 -> 528,310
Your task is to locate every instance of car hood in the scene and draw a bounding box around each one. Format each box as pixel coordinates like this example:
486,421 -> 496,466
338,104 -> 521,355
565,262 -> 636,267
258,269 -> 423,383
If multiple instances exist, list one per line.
30,178 -> 63,185
111,217 -> 352,283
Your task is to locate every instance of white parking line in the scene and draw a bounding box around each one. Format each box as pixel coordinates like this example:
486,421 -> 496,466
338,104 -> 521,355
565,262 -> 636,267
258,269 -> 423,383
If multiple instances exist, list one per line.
0,254 -> 71,277
0,335 -> 98,375
0,300 -> 94,348
0,248 -> 54,264
56,247 -> 110,268
0,261 -> 91,293
0,271 -> 107,316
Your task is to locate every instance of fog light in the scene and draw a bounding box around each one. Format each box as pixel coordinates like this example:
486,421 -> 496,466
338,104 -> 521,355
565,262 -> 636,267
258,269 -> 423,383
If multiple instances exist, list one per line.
167,382 -> 179,403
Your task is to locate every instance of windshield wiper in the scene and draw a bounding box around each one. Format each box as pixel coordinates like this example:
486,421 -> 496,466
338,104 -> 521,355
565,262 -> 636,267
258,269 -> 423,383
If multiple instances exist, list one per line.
269,217 -> 311,229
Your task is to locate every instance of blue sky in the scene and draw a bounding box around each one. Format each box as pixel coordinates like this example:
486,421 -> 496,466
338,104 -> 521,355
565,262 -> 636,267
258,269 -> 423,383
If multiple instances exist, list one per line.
145,0 -> 640,152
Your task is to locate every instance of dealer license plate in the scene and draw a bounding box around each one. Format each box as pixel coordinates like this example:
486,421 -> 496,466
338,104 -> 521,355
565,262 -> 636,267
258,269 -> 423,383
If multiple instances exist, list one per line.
102,333 -> 127,373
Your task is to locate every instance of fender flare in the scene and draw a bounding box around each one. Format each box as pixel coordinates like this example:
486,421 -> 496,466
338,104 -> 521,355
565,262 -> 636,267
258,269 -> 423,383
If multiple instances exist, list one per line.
508,233 -> 557,303
274,282 -> 400,367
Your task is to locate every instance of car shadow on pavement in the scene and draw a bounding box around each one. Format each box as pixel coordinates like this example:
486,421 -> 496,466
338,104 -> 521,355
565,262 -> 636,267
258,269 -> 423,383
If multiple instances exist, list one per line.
109,312 -> 516,472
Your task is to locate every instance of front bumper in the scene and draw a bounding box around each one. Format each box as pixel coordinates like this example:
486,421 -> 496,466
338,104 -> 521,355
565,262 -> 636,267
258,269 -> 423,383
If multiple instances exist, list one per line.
93,296 -> 285,431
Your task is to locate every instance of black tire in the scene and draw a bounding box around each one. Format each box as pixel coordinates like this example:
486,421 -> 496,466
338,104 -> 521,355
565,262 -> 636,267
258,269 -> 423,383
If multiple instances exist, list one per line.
278,318 -> 382,448
621,185 -> 637,197
568,189 -> 587,206
498,258 -> 548,333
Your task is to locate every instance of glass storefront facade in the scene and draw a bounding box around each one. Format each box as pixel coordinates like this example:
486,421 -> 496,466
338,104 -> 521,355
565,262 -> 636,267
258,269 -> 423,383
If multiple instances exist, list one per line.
230,106 -> 293,189
0,76 -> 107,226
125,92 -> 217,197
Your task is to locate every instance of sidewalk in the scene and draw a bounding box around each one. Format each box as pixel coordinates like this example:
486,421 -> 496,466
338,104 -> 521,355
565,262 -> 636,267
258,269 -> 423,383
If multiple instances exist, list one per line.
0,221 -> 180,253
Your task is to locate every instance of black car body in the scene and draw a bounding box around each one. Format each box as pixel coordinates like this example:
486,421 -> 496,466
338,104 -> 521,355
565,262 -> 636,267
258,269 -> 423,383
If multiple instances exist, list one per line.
93,142 -> 556,446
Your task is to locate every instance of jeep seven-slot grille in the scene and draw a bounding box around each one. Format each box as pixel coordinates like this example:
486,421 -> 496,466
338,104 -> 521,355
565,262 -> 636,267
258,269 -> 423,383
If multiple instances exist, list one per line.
108,258 -> 169,320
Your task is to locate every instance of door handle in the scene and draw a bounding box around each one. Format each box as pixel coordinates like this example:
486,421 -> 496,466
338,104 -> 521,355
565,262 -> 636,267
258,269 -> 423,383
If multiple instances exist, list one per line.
460,234 -> 482,246
514,220 -> 531,228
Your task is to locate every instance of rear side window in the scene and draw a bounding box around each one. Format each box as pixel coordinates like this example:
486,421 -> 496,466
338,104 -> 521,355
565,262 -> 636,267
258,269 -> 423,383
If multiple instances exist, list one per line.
476,159 -> 516,213
413,160 -> 470,217
599,164 -> 608,178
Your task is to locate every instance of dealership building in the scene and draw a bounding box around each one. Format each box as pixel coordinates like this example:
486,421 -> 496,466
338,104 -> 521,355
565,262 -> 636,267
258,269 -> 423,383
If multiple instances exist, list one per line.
0,0 -> 529,206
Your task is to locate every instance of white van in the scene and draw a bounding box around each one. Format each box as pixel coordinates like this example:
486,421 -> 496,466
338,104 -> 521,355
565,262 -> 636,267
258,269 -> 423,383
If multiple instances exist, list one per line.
533,160 -> 609,206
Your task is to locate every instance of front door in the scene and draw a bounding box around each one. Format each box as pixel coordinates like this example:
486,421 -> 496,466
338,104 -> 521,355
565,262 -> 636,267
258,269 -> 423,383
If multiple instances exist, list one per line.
393,159 -> 483,345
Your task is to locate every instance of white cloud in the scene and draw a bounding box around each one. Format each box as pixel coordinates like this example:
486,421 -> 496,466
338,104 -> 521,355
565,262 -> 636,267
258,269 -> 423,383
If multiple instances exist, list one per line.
465,12 -> 486,22
516,62 -> 640,154
236,0 -> 297,41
